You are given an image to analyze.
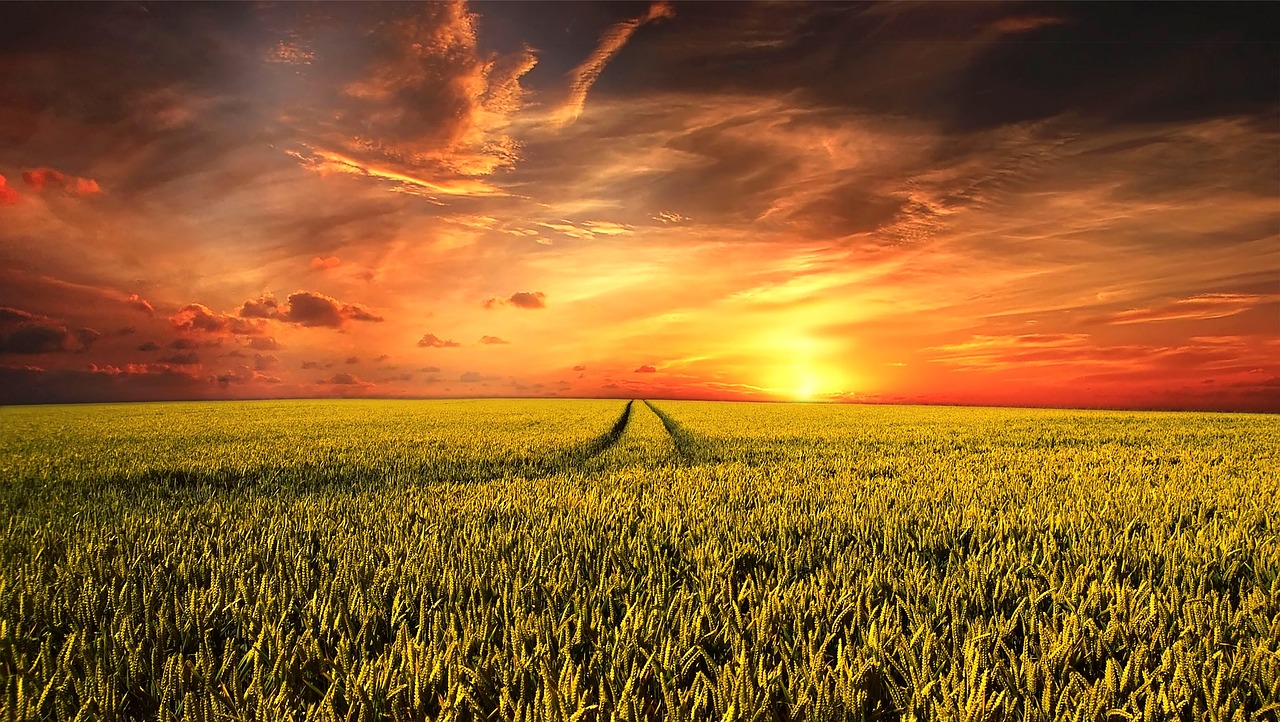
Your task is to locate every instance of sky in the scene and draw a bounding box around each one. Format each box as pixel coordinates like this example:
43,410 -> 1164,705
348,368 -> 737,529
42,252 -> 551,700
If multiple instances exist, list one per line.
0,1 -> 1277,410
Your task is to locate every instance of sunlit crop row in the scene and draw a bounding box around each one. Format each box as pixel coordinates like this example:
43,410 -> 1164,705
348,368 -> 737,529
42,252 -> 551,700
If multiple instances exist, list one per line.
1,399 -> 1276,720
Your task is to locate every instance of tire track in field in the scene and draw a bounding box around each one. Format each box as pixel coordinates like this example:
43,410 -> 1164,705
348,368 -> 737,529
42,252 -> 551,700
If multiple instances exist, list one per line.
577,399 -> 634,459
642,400 -> 703,464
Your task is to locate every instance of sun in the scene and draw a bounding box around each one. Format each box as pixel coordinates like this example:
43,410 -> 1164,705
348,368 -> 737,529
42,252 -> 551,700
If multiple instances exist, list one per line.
796,374 -> 819,401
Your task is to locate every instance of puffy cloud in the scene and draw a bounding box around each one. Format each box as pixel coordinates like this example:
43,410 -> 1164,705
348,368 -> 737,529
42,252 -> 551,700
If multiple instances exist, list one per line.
248,337 -> 281,351
459,371 -> 489,383
484,291 -> 547,310
419,365 -> 442,373
479,335 -> 509,345
21,168 -> 101,196
311,256 -> 341,270
237,292 -> 383,328
417,334 -> 461,348
634,364 -> 658,373
301,360 -> 321,370
239,296 -> 279,319
171,304 -> 267,335
254,353 -> 278,371
136,341 -> 160,352
573,365 -> 587,371
345,356 -> 360,364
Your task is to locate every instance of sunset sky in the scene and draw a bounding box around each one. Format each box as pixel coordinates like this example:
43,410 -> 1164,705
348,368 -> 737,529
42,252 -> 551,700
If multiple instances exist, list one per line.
1,2 -> 1277,410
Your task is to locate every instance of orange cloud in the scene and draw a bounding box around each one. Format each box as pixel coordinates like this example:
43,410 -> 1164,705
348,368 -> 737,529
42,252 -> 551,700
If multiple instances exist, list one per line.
127,294 -> 155,315
287,147 -> 507,199
634,364 -> 658,373
484,291 -> 547,310
22,168 -> 101,196
236,292 -> 383,328
0,175 -> 19,205
171,304 -> 267,335
311,256 -> 341,270
418,334 -> 461,348
553,1 -> 675,127
1101,293 -> 1280,325
479,335 -> 509,345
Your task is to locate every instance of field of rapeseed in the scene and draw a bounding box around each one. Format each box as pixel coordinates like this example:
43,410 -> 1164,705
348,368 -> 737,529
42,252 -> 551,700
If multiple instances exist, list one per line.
1,399 -> 1277,721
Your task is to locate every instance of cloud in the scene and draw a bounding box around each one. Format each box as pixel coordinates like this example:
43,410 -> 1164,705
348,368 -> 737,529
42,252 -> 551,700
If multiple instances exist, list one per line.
126,294 -> 155,315
301,360 -> 321,370
319,372 -> 370,386
287,147 -> 508,199
484,291 -> 547,309
345,356 -> 360,364
136,341 -> 160,352
419,365 -> 442,373
634,364 -> 658,373
572,364 -> 587,371
237,292 -> 383,328
311,256 -> 341,270
553,1 -> 675,127
217,365 -> 283,387
1100,293 -> 1280,325
284,2 -> 539,199
248,336 -> 281,351
171,304 -> 267,335
479,335 -> 509,345
0,175 -> 19,205
0,308 -> 99,354
158,351 -> 201,366
0,324 -> 100,354
0,307 -> 39,323
239,296 -> 279,319
459,371 -> 488,383
254,353 -> 278,371
417,333 -> 461,348
991,16 -> 1068,35
21,168 -> 101,196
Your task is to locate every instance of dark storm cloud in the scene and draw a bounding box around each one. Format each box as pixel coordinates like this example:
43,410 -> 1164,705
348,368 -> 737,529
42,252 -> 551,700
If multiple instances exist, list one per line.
0,307 -> 100,354
615,2 -> 1279,132
0,364 -> 212,405
0,323 -> 98,354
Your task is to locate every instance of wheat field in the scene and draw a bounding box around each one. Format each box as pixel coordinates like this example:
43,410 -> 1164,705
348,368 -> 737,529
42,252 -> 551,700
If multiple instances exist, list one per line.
1,399 -> 1277,721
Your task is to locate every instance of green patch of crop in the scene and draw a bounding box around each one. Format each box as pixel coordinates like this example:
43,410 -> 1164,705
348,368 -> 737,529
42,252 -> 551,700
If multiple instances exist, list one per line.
1,399 -> 1277,720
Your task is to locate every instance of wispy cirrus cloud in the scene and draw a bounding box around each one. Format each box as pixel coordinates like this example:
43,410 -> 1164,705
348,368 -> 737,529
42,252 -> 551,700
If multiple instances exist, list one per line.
1099,293 -> 1280,325
552,1 -> 674,128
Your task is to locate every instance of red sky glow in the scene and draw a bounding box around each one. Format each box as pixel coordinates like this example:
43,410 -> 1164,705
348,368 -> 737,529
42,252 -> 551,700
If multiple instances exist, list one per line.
1,2 -> 1277,410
